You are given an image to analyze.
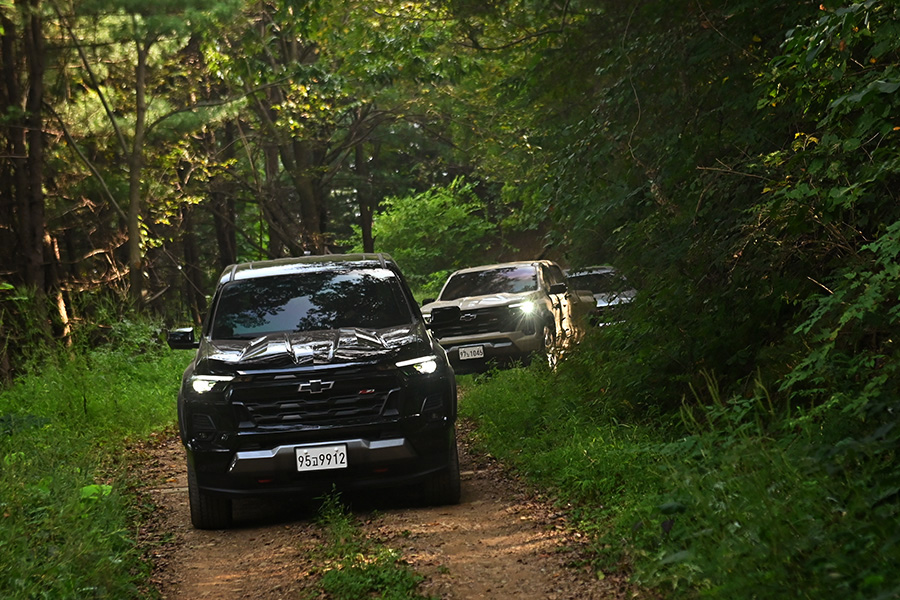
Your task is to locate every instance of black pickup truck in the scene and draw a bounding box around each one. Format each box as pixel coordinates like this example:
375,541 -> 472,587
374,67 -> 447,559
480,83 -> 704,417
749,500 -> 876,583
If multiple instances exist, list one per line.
167,254 -> 460,529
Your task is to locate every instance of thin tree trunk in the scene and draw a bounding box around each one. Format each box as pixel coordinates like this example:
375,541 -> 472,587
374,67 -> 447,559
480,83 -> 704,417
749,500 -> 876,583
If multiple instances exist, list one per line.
211,122 -> 237,269
47,234 -> 70,344
128,35 -> 150,303
356,143 -> 375,253
181,205 -> 204,325
22,0 -> 46,292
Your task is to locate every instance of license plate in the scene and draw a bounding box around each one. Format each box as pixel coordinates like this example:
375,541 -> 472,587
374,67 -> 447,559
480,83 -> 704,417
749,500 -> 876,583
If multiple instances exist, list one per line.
295,445 -> 348,472
459,345 -> 484,360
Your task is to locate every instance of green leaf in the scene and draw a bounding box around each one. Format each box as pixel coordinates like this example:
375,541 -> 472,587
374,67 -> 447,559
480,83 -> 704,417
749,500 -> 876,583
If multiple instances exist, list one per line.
80,484 -> 113,501
873,79 -> 900,94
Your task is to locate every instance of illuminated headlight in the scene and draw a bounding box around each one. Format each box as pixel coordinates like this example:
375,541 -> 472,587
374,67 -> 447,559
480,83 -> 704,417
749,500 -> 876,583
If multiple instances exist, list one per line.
189,374 -> 234,394
396,355 -> 439,374
511,301 -> 536,314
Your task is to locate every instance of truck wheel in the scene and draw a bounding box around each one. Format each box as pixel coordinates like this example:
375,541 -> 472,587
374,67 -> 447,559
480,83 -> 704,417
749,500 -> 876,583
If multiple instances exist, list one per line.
542,323 -> 559,368
423,438 -> 461,506
187,460 -> 232,530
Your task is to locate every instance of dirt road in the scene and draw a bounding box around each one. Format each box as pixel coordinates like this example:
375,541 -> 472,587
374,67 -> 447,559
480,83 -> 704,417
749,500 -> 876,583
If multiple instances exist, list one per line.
139,424 -> 638,599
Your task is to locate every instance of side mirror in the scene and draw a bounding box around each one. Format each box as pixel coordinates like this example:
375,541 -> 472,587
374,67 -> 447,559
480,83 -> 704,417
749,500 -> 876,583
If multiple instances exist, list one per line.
167,327 -> 199,350
549,282 -> 567,295
427,305 -> 461,328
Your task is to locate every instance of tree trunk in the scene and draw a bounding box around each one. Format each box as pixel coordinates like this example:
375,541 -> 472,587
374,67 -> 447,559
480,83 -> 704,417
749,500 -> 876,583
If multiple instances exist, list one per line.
0,12 -> 25,279
21,0 -> 46,293
128,37 -> 150,303
356,142 -> 375,253
261,143 -> 289,258
47,234 -> 71,344
288,138 -> 322,253
181,205 -> 205,325
250,89 -> 323,257
2,1 -> 48,293
211,122 -> 237,269
212,191 -> 237,268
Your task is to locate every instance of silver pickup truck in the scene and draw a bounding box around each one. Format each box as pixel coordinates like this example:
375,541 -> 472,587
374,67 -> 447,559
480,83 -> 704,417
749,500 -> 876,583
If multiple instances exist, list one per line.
421,260 -> 593,373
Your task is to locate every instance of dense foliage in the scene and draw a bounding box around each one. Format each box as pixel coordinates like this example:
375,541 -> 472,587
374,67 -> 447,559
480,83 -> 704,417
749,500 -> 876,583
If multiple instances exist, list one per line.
452,0 -> 900,597
442,0 -> 900,444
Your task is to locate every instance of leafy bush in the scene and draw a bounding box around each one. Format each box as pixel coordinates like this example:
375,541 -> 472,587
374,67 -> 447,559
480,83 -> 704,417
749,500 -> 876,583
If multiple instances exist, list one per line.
632,377 -> 900,599
350,178 -> 499,298
0,284 -> 58,380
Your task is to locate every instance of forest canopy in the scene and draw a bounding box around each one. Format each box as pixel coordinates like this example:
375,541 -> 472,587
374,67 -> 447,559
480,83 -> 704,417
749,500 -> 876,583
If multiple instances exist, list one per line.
1,0 -> 898,410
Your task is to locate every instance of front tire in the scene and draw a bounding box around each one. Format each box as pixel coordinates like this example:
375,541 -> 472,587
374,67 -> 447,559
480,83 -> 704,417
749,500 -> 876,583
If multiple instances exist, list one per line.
187,459 -> 233,530
541,323 -> 559,369
423,438 -> 461,506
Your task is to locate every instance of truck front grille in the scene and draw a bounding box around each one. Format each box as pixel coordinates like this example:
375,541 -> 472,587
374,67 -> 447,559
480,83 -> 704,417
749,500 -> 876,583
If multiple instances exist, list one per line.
432,306 -> 522,337
229,372 -> 398,427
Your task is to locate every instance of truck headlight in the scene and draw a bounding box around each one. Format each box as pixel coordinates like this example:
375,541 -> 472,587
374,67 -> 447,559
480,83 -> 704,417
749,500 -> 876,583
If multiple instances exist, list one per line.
189,374 -> 234,394
511,301 -> 535,315
396,355 -> 438,374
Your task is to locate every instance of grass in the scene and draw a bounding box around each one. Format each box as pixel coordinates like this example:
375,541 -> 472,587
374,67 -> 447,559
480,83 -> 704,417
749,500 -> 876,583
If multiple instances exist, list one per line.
459,360 -> 900,599
307,492 -> 436,600
0,318 -> 188,599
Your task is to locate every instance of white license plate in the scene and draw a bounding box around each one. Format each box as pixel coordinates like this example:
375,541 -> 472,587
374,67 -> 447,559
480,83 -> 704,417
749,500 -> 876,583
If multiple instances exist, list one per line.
459,345 -> 484,360
295,445 -> 348,472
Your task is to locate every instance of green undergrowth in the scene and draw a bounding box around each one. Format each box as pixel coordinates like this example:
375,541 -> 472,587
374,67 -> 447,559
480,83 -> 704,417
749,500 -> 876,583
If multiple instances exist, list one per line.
307,492 -> 436,600
459,358 -> 900,599
0,317 -> 187,599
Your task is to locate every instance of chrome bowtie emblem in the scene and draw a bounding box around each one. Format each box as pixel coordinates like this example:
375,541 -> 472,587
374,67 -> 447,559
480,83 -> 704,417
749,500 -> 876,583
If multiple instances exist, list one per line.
460,313 -> 477,322
299,380 -> 334,394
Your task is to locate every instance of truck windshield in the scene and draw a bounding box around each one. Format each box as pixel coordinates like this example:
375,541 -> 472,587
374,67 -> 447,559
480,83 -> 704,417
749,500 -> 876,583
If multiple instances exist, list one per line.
439,265 -> 537,301
210,269 -> 412,339
568,270 -> 630,294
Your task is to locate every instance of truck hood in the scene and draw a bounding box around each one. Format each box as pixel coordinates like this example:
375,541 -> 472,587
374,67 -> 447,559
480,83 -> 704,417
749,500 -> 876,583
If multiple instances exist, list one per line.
197,325 -> 425,371
422,292 -> 534,313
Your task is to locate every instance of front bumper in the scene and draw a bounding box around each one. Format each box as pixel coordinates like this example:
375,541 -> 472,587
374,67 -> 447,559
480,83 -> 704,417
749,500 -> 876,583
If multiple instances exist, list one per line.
188,419 -> 455,497
438,330 -> 543,372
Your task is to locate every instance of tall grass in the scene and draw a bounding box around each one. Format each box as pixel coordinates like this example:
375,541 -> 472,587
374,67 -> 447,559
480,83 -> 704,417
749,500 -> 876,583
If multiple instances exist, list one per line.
0,316 -> 187,599
460,359 -> 900,598
638,383 -> 900,599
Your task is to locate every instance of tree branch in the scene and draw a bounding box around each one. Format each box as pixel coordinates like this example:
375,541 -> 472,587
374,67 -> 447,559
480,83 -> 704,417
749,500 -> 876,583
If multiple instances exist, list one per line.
44,102 -> 129,222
